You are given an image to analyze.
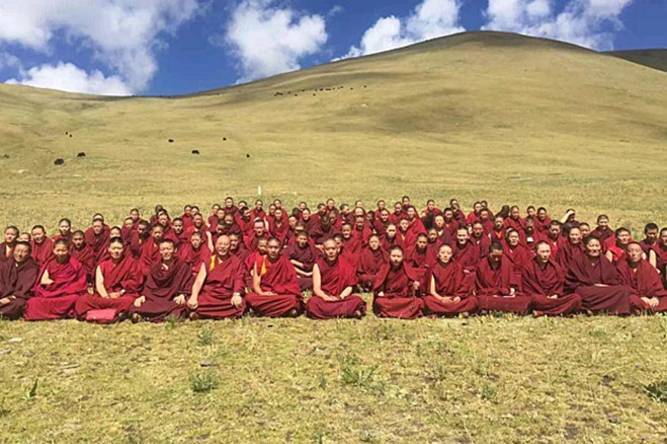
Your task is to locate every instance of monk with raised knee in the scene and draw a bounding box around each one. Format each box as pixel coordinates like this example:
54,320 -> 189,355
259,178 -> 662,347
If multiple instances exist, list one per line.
0,241 -> 40,319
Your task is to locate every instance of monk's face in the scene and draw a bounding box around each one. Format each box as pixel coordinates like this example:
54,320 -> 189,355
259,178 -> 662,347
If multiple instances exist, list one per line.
324,240 -> 338,261
13,244 -> 30,263
215,236 -> 230,257
130,209 -> 139,221
580,224 -> 591,237
536,244 -> 551,263
527,207 -> 536,218
257,240 -> 268,255
193,215 -> 203,227
355,216 -> 365,229
92,220 -> 104,235
151,227 -> 164,241
225,198 -> 234,209
427,201 -> 435,211
110,228 -> 122,238
72,234 -> 84,249
568,228 -> 582,244
645,228 -> 658,243
124,218 -> 134,229
416,237 -> 427,250
489,249 -> 503,265
4,228 -> 19,244
427,230 -> 438,243
510,208 -> 520,219
473,203 -> 482,213
386,225 -> 396,238
472,224 -> 484,239
443,210 -> 453,221
355,201 -> 363,209
597,217 -> 609,229
549,225 -> 560,239
158,214 -> 169,227
379,210 -> 389,222
368,236 -> 380,250
18,233 -> 31,242
585,239 -> 602,257
191,207 -> 200,216
229,235 -> 239,251
393,203 -> 402,214
137,224 -> 148,236
660,230 -> 667,246
254,222 -> 265,236
190,234 -> 202,249
59,220 -> 71,235
479,210 -> 491,222
494,217 -> 504,230
273,200 -> 282,209
341,206 -> 350,216
434,215 -> 445,229
173,220 -> 184,234
31,228 -> 46,244
274,209 -> 283,221
211,204 -> 220,214
108,242 -> 124,260
537,209 -> 547,221
507,231 -> 520,247
406,207 -> 417,220
216,210 -> 226,220
255,200 -> 263,210
216,224 -> 225,235
402,197 -> 410,206
389,249 -> 403,268
456,229 -> 468,246
617,230 -> 631,245
342,225 -> 352,239
438,245 -> 453,263
377,201 -> 385,210
627,244 -> 643,264
223,215 -> 234,227
288,216 -> 298,228
53,242 -> 69,263
399,220 -> 409,232
184,206 -> 192,216
451,200 -> 460,210
159,242 -> 176,262
334,238 -> 343,250
296,235 -> 308,248
302,209 -> 310,220
267,241 -> 281,260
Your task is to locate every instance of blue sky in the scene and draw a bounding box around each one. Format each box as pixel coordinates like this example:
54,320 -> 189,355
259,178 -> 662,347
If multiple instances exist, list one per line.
0,0 -> 664,96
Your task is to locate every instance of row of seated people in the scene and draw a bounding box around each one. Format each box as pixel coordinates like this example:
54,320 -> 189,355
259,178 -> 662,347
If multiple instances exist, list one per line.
0,230 -> 664,322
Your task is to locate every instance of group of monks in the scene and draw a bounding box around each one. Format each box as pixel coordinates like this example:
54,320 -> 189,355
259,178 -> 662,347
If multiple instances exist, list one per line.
0,196 -> 665,323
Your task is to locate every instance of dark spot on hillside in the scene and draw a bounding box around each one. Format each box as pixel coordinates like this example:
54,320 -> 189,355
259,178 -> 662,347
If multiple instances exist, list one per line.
77,152 -> 86,158
69,134 -> 73,138
1,154 -> 9,159
192,150 -> 200,155
54,158 -> 65,166
222,137 -> 227,141
246,153 -> 250,158
168,139 -> 174,143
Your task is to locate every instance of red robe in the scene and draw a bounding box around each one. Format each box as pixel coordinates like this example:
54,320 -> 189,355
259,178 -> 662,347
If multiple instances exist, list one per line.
554,240 -> 584,270
423,259 -> 478,316
75,256 -> 144,322
284,242 -> 319,291
356,246 -> 387,291
84,226 -> 110,264
372,262 -> 424,319
533,216 -> 552,234
0,258 -> 39,319
31,238 -> 53,265
245,255 -> 303,317
69,243 -> 96,284
129,258 -> 193,322
475,257 -> 531,315
502,241 -> 532,284
139,239 -> 161,276
522,258 -> 581,316
405,246 -> 432,294
306,257 -> 366,319
564,254 -> 631,315
617,259 -> 667,313
179,243 -> 212,277
653,243 -> 667,287
24,257 -> 88,320
195,255 -> 246,319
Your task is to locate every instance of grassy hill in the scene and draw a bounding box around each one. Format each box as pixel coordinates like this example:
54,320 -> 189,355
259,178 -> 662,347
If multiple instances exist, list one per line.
608,49 -> 667,73
1,31 -> 667,443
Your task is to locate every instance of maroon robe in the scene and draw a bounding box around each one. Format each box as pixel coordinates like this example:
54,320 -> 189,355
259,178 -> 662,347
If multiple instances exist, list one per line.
84,225 -> 111,264
306,257 -> 366,319
372,262 -> 424,319
0,243 -> 15,262
195,255 -> 246,319
406,246 -> 432,294
284,242 -> 318,291
179,243 -> 212,277
564,254 -> 631,315
24,256 -> 88,320
502,241 -> 532,284
617,259 -> 667,313
356,246 -> 387,291
0,257 -> 39,319
139,239 -> 161,275
423,259 -> 478,316
533,216 -> 552,234
554,240 -> 584,270
69,243 -> 96,284
522,257 -> 581,316
653,243 -> 667,287
31,238 -> 53,265
245,255 -> 303,317
75,255 -> 144,322
129,258 -> 193,322
475,257 -> 531,315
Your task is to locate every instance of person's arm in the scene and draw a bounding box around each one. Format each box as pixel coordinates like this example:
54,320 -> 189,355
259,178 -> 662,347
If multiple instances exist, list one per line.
429,275 -> 442,299
187,263 -> 207,309
251,262 -> 274,296
206,232 -> 214,252
604,250 -> 613,262
95,265 -> 109,298
312,264 -> 335,301
648,249 -> 657,268
40,268 -> 53,286
339,286 -> 353,299
559,209 -> 574,224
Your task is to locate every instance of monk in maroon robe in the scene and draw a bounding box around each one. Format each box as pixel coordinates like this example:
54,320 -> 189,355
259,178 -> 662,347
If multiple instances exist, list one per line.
75,237 -> 144,323
654,228 -> 667,287
564,236 -> 632,315
306,239 -> 366,319
555,226 -> 584,270
245,238 -> 303,317
502,229 -> 532,283
533,207 -> 551,234
605,227 -> 631,264
372,246 -> 424,319
638,223 -> 659,255
475,242 -> 531,315
69,230 -> 96,285
24,239 -> 88,320
130,239 -> 193,322
0,226 -> 19,262
188,235 -> 246,319
424,244 -> 478,316
453,228 -> 481,288
591,215 -> 615,245
522,241 -> 581,316
139,225 -> 164,275
84,216 -> 111,264
406,233 -> 432,293
617,242 -> 667,313
470,222 -> 490,257
0,242 -> 39,319
380,224 -> 401,252
179,231 -> 211,277
356,235 -> 388,291
284,231 -> 318,291
30,225 -> 53,265
52,218 -> 73,244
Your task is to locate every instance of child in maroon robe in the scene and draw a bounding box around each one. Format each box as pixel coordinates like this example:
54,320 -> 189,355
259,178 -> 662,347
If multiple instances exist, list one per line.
372,246 -> 424,319
617,242 -> 667,313
75,237 -> 144,323
0,242 -> 39,319
475,242 -> 531,315
130,239 -> 193,322
356,235 -> 388,291
245,238 -> 304,317
188,235 -> 246,319
423,244 -> 478,316
522,241 -> 581,316
24,240 -> 88,320
306,239 -> 366,319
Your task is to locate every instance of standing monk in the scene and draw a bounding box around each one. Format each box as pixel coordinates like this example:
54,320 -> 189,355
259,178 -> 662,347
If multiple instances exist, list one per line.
475,242 -> 531,315
522,241 -> 581,317
424,244 -> 478,317
617,242 -> 667,313
187,235 -> 246,320
24,239 -> 88,320
306,239 -> 366,319
372,246 -> 424,319
245,238 -> 304,317
0,241 -> 40,319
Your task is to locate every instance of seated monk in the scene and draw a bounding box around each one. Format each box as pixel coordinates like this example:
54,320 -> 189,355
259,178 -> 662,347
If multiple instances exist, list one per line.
474,242 -> 531,315
522,241 -> 582,317
187,235 -> 246,320
24,239 -> 88,320
0,225 -> 19,262
423,244 -> 478,317
245,238 -> 304,317
84,216 -> 111,264
139,224 -> 164,275
502,229 -> 532,283
356,234 -> 387,291
284,231 -> 318,291
0,241 -> 40,319
75,237 -> 144,323
372,246 -> 424,319
53,218 -> 73,244
564,236 -> 632,315
306,239 -> 366,319
30,225 -> 53,265
69,230 -> 96,286
405,233 -> 432,293
605,227 -> 631,264
179,231 -> 211,277
555,226 -> 584,270
130,239 -> 193,322
617,242 -> 667,313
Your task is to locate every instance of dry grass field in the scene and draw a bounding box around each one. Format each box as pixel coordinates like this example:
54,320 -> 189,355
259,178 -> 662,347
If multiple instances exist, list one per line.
0,31 -> 666,443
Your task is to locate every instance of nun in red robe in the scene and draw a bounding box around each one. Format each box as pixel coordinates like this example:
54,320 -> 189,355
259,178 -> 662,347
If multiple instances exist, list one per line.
617,242 -> 667,313
75,238 -> 144,323
372,246 -> 424,319
306,239 -> 366,319
423,244 -> 478,316
24,240 -> 88,320
522,242 -> 581,316
245,238 -> 304,317
0,242 -> 39,320
356,235 -> 387,291
474,243 -> 531,315
564,236 -> 632,315
188,235 -> 246,319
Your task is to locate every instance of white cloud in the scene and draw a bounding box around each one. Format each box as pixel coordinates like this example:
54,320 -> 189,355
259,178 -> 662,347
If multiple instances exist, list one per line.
222,0 -> 327,83
0,0 -> 200,94
483,0 -> 635,50
6,62 -> 132,95
342,0 -> 465,59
